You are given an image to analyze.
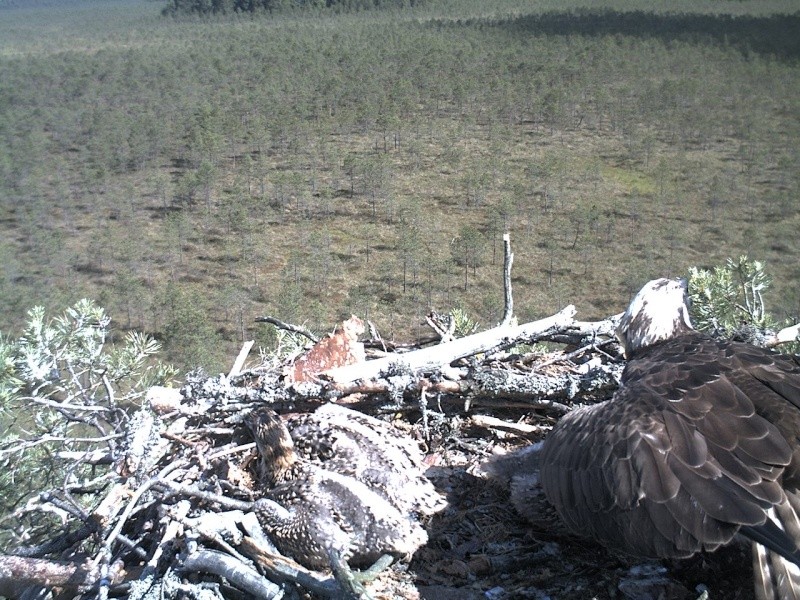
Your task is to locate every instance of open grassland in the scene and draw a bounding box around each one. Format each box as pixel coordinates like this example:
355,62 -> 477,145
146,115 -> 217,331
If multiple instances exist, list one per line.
1,0 -> 799,371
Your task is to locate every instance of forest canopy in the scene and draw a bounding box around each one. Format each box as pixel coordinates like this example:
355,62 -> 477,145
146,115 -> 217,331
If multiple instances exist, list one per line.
162,0 -> 422,16
0,0 -> 798,374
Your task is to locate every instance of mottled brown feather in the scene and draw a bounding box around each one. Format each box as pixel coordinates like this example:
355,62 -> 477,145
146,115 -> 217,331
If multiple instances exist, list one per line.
540,329 -> 800,600
246,406 -> 437,569
487,277 -> 800,598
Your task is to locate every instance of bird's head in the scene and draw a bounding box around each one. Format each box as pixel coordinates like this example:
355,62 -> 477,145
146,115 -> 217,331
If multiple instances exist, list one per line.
616,277 -> 694,357
246,408 -> 297,485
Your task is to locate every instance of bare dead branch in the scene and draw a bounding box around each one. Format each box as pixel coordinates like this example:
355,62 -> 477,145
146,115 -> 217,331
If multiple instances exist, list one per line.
322,306 -> 578,385
469,414 -> 545,437
0,553 -> 124,596
100,461 -> 186,557
765,323 -> 800,348
240,536 -> 342,598
23,396 -> 114,413
155,480 -> 253,512
229,340 -> 255,378
366,320 -> 388,353
207,442 -> 256,461
255,316 -> 319,343
528,339 -> 617,373
501,233 -> 514,326
9,521 -> 97,559
101,373 -> 115,406
536,313 -> 623,347
426,312 -> 456,343
1,432 -> 122,459
181,549 -> 284,600
146,501 -> 191,571
55,449 -> 114,465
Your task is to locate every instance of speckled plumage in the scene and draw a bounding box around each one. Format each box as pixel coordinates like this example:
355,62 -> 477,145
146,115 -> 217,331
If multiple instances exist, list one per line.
246,406 -> 442,570
287,404 -> 446,517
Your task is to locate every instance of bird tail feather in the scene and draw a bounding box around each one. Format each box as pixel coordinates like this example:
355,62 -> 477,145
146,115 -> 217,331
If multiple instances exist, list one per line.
754,494 -> 800,600
754,544 -> 800,600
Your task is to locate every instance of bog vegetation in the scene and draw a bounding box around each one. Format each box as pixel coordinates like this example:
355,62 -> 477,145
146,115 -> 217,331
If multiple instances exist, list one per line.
0,0 -> 799,372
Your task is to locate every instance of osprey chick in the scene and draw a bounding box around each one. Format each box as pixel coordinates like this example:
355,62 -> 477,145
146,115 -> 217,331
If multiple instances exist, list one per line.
245,405 -> 442,584
538,277 -> 800,600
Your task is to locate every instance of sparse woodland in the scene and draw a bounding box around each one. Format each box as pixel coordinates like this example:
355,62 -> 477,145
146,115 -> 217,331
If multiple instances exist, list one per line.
0,0 -> 799,375
1,2 -> 800,594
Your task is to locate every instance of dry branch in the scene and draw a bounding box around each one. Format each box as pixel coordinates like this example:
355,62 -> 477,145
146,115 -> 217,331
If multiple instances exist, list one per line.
0,554 -> 124,597
181,549 -> 284,600
255,316 -> 319,343
501,233 -> 514,326
239,537 -> 341,598
322,305 -> 578,385
469,415 -> 545,437
229,340 -> 255,378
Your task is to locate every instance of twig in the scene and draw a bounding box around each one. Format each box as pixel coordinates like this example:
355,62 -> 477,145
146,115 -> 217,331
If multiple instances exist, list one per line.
100,461 -> 186,555
161,431 -> 201,449
178,512 -> 253,566
465,396 -> 573,415
469,414 -> 545,437
367,320 -> 387,353
23,396 -> 114,413
55,450 -> 113,465
528,339 -> 616,373
111,532 -> 147,558
207,442 -> 256,461
10,477 -> 133,559
0,432 -> 122,458
62,472 -> 117,494
155,480 -> 254,512
147,501 -> 191,572
39,492 -> 87,521
425,312 -> 455,343
537,314 -> 623,347
101,373 -> 115,406
255,316 -> 319,344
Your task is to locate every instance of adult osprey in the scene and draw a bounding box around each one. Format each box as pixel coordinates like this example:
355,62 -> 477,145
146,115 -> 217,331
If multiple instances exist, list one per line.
539,278 -> 800,600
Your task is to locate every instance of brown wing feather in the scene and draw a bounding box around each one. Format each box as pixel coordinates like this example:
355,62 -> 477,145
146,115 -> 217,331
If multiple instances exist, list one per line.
540,334 -> 800,563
